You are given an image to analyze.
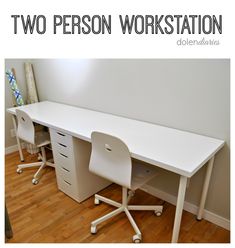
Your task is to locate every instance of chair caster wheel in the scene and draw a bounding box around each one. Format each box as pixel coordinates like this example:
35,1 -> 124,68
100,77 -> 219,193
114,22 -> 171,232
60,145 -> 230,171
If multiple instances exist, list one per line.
154,210 -> 162,216
32,178 -> 39,185
94,198 -> 100,205
91,225 -> 97,234
133,234 -> 141,243
16,168 -> 23,174
128,190 -> 135,197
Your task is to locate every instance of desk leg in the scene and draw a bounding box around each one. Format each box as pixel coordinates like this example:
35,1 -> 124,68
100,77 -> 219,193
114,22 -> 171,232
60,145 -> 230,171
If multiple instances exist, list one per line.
197,156 -> 215,220
12,116 -> 24,162
171,175 -> 187,243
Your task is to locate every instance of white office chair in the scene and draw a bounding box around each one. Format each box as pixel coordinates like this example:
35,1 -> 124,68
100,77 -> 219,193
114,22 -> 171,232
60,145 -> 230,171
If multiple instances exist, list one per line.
15,109 -> 54,185
89,131 -> 163,243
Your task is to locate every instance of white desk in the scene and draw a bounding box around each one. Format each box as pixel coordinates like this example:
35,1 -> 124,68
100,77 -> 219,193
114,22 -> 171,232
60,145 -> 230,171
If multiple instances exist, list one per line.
7,101 -> 225,243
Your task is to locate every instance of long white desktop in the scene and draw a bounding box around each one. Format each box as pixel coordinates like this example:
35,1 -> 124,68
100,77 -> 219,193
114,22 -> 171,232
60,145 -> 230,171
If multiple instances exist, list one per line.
7,101 -> 225,243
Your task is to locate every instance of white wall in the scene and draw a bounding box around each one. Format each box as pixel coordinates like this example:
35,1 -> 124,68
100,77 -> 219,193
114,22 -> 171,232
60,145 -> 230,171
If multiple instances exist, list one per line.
5,59 -> 230,220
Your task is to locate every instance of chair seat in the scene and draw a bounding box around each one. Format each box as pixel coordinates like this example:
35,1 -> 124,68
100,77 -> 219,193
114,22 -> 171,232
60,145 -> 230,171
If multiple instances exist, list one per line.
35,131 -> 51,147
131,163 -> 158,190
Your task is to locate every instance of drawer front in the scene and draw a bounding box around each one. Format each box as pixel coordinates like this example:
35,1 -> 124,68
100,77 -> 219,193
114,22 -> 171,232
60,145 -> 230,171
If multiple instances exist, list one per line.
50,128 -> 73,147
52,141 -> 73,158
53,147 -> 74,171
57,165 -> 74,183
57,177 -> 78,200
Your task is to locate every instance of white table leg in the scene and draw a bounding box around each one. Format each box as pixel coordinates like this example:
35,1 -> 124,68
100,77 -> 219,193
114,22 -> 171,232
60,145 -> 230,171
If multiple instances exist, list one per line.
12,115 -> 24,161
197,156 -> 215,220
171,175 -> 187,243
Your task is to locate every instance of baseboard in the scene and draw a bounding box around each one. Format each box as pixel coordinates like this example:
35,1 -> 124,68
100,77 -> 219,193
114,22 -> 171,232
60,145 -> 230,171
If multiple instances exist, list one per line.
5,143 -> 25,155
141,184 -> 230,231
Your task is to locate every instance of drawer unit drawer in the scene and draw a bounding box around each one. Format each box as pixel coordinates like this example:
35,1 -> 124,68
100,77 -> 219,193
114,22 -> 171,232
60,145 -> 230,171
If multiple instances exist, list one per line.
57,177 -> 74,196
52,141 -> 73,158
57,165 -> 73,183
50,128 -> 73,147
57,177 -> 77,200
53,148 -> 74,171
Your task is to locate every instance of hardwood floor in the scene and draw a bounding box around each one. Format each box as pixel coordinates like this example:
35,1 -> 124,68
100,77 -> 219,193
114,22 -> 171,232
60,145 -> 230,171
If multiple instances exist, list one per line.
5,150 -> 230,243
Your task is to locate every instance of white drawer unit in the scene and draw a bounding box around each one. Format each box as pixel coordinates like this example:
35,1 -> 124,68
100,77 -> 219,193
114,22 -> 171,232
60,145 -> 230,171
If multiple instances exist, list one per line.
50,128 -> 111,202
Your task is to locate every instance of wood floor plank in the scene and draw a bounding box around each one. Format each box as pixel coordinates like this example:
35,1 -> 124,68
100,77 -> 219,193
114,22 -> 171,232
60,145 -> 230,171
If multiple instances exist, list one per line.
5,150 -> 230,243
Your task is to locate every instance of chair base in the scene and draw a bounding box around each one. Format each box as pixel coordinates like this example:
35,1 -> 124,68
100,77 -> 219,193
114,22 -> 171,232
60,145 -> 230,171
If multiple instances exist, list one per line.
91,187 -> 163,243
16,147 -> 54,185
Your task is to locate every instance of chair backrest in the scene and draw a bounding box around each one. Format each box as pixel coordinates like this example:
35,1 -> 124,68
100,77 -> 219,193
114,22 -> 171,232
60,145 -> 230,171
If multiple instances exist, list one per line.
16,109 -> 35,144
89,131 -> 132,189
